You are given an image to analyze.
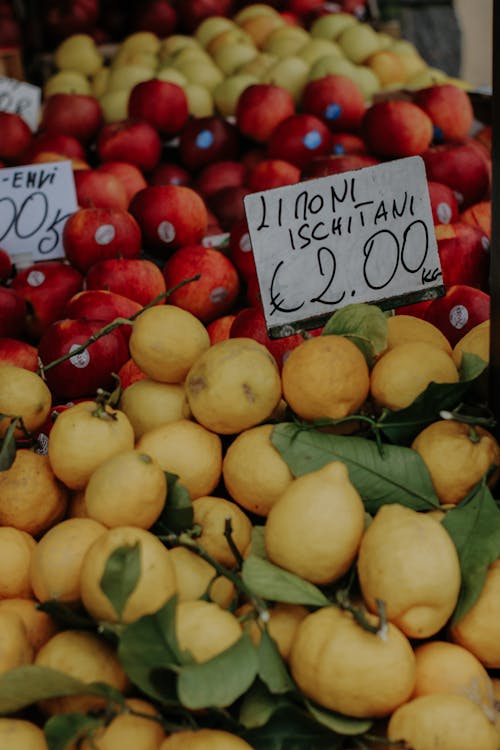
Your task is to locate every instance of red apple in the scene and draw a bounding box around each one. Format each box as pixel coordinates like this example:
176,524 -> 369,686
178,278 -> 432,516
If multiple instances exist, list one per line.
21,132 -> 86,163
117,357 -> 148,389
236,83 -> 296,144
412,84 -> 473,144
208,184 -> 251,232
62,206 -> 142,273
246,158 -> 301,192
0,337 -> 38,371
427,180 -> 459,225
148,162 -> 192,187
206,314 -> 236,344
64,290 -> 142,342
436,221 -> 489,291
85,257 -> 167,307
96,119 -> 162,173
133,0 -> 178,36
129,184 -> 208,255
301,153 -> 379,180
0,286 -> 27,338
195,161 -> 247,199
10,261 -> 84,340
128,79 -> 188,137
229,218 -> 256,280
96,161 -> 147,205
31,151 -> 90,170
0,112 -> 33,163
0,247 -> 13,282
267,113 -> 334,169
460,200 -> 491,239
162,243 -> 240,323
423,284 -> 490,346
421,142 -> 490,210
43,0 -> 99,43
330,132 -> 367,155
245,270 -> 262,307
361,100 -> 433,158
38,318 -> 130,400
74,169 -> 128,210
178,115 -> 241,172
40,93 -> 103,144
395,298 -> 434,319
177,0 -> 234,33
301,74 -> 366,133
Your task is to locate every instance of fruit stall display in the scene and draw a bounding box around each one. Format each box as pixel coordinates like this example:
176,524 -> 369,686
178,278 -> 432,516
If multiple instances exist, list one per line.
0,2 -> 498,749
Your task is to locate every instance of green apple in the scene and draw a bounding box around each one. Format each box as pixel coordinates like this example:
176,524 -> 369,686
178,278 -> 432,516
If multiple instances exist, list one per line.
405,67 -> 449,90
351,64 -> 381,100
54,33 -> 103,76
207,28 -> 254,56
310,13 -> 358,41
212,43 -> 258,76
106,64 -> 154,93
213,73 -> 258,117
233,3 -> 280,24
99,90 -> 130,123
44,70 -> 92,97
238,13 -> 285,47
338,23 -> 382,64
308,54 -> 357,82
184,84 -> 214,117
159,34 -> 201,62
376,32 -> 395,51
262,25 -> 310,58
263,56 -> 310,104
236,52 -> 278,79
298,38 -> 344,66
170,45 -> 212,69
176,59 -> 224,92
119,31 -> 161,55
155,66 -> 188,86
91,66 -> 110,98
194,16 -> 236,48
111,49 -> 158,70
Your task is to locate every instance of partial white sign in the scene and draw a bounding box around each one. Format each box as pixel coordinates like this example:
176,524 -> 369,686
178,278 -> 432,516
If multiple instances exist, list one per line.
0,76 -> 41,131
244,156 -> 443,337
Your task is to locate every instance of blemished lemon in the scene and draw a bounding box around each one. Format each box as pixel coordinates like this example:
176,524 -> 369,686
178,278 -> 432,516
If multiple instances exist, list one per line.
387,693 -> 499,750
78,697 -> 166,750
450,558 -> 500,668
48,401 -> 135,490
184,337 -> 282,435
357,503 -> 461,639
411,419 -> 500,505
281,335 -> 370,421
370,341 -> 459,411
169,546 -> 235,608
191,495 -> 253,568
265,461 -> 365,585
119,378 -> 191,439
34,629 -> 128,715
129,305 -> 210,384
175,600 -> 242,663
452,319 -> 490,368
386,314 -> 452,354
0,450 -> 68,535
29,518 -> 107,604
0,609 -> 33,675
160,729 -> 253,750
0,718 -> 48,749
80,526 -> 177,624
289,605 -> 416,718
0,598 -> 58,653
222,423 -> 294,516
0,527 -> 36,599
0,365 -> 51,439
136,419 -> 222,499
84,450 -> 167,529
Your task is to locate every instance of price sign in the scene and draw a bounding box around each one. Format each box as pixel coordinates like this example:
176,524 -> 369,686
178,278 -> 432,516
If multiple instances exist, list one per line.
0,161 -> 78,263
0,76 -> 41,131
244,156 -> 444,338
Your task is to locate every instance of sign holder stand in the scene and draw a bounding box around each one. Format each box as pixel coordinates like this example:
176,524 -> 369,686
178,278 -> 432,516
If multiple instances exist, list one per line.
489,2 -> 499,433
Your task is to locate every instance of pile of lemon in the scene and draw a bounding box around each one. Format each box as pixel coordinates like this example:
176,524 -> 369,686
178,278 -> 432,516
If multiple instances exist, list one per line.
0,305 -> 498,750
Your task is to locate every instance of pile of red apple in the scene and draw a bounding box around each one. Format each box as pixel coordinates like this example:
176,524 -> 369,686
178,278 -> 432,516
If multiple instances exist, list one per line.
0,45 -> 492,410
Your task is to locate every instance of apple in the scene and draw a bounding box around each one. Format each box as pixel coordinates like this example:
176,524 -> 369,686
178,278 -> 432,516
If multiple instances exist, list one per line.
0,248 -> 12,282
365,50 -> 406,87
395,298 -> 434,319
423,285 -> 490,347
162,243 -> 240,323
0,112 -> 33,164
129,184 -> 208,255
117,357 -> 148,389
64,289 -> 142,338
39,93 -> 103,144
262,24 -> 310,57
0,286 -> 27,338
213,73 -> 259,118
43,70 -> 92,97
132,0 -> 178,37
0,338 -> 38,371
412,84 -> 474,144
461,200 -> 491,239
267,113 -> 334,169
301,74 -> 366,133
10,261 -> 84,341
208,184 -> 252,231
96,161 -> 147,205
178,115 -> 241,172
261,56 -> 310,104
195,160 -> 247,199
235,83 -> 296,144
298,38 -> 344,66
361,100 -> 433,158
31,151 -> 90,170
38,317 -> 130,401
330,132 -> 367,155
96,119 -> 162,173
62,206 -> 142,273
74,169 -> 129,210
238,13 -> 285,47
21,133 -> 86,164
206,314 -> 236,344
148,162 -> 192,187
128,79 -> 189,137
422,142 -> 490,209
178,0 -> 235,34
211,41 -> 258,77
228,218 -> 256,280
338,22 -> 381,64
85,257 -> 167,307
309,12 -> 358,40
50,26 -> 101,66
427,180 -> 460,225
301,153 -> 379,179
246,158 -> 300,191
436,222 -> 489,291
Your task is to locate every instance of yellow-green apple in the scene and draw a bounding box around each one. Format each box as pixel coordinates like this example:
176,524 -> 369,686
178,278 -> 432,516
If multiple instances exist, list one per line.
213,73 -> 259,117
237,51 -> 278,79
106,63 -> 154,93
178,115 -> 240,171
262,24 -> 310,57
427,181 -> 459,225
206,26 -> 254,56
301,152 -> 379,179
235,83 -> 295,143
63,289 -> 142,342
11,261 -> 83,340
99,90 -> 130,125
0,112 -> 33,163
238,13 -> 285,47
162,243 -> 240,323
412,84 -> 474,143
85,257 -> 167,307
0,248 -> 12,283
0,286 -> 27,338
267,112 -> 333,169
148,162 -> 191,187
423,284 -> 490,346
365,50 -> 406,88
298,38 -> 343,66
208,184 -> 251,231
74,169 -> 128,210
435,222 -> 489,291
38,318 -> 130,400
351,64 -> 381,99
62,206 -> 142,273
301,73 -> 365,132
211,43 -> 258,76
44,70 -> 92,97
246,158 -> 300,191
307,55 -> 358,82
118,30 -> 161,55
422,142 -> 490,209
361,100 -> 433,157
155,67 -> 188,86
233,4 -> 280,24
54,32 -> 103,75
21,133 -> 86,164
194,15 -> 236,47
195,160 -> 247,200
39,93 -> 103,144
262,56 -> 309,103
309,12 -> 357,40
127,79 -> 189,137
184,83 -> 215,117
206,314 -> 236,344
174,57 -> 224,92
0,338 -> 38,371
96,119 -> 162,173
96,161 -> 147,205
338,22 -> 381,64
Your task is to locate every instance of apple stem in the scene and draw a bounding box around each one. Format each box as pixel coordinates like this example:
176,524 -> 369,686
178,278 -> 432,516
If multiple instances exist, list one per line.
38,274 -> 201,377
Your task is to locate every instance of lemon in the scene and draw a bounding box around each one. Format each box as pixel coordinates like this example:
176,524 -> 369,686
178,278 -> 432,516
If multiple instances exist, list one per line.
119,378 -> 191,440
192,496 -> 253,568
0,365 -> 51,439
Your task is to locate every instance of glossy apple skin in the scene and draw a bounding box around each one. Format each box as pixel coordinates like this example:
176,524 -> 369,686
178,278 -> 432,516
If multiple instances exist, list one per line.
0,248 -> 13,283
38,317 -> 130,401
236,83 -> 296,144
128,79 -> 189,137
96,119 -> 162,173
422,142 -> 490,210
423,284 -> 490,346
195,161 -> 247,199
267,113 -> 334,169
0,112 -> 33,163
40,93 -> 103,144
64,290 -> 142,343
361,100 -> 433,158
96,162 -> 147,205
436,222 -> 489,291
85,257 -> 167,307
74,169 -> 129,211
0,286 -> 27,338
178,115 -> 241,172
246,159 -> 300,191
0,337 -> 38,371
21,133 -> 86,164
427,180 -> 459,225
301,74 -> 366,133
412,84 -> 474,144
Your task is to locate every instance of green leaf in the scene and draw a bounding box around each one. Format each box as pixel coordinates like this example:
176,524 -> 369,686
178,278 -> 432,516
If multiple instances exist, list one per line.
0,666 -> 120,715
242,706 -> 343,750
44,713 -> 105,750
257,630 -> 295,694
460,352 -> 488,382
321,303 -> 388,367
100,543 -> 141,621
304,699 -> 372,736
36,601 -> 97,630
239,681 -> 293,729
242,556 -> 330,607
0,416 -> 19,471
152,473 -> 193,535
250,525 -> 267,559
177,632 -> 259,709
271,423 -> 439,513
443,482 -> 500,624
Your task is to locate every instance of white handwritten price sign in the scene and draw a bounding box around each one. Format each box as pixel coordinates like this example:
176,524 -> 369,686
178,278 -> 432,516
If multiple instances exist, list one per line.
244,156 -> 444,338
0,76 -> 41,131
0,161 -> 78,263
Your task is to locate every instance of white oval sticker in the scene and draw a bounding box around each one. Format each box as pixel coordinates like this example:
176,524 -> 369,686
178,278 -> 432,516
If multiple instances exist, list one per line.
240,233 -> 252,253
69,343 -> 90,369
94,224 -> 116,245
157,221 -> 176,244
436,202 -> 452,224
449,304 -> 469,330
27,270 -> 45,287
210,286 -> 228,304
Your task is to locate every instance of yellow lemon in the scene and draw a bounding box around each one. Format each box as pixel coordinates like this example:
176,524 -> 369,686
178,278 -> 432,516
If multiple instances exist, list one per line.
119,378 -> 191,440
0,718 -> 48,749
0,609 -> 33,675
78,697 -> 166,750
0,365 -> 51,438
175,600 -> 242,663
160,729 -> 253,750
169,546 -> 235,608
191,495 -> 253,568
452,319 -> 489,368
386,314 -> 452,353
0,598 -> 58,653
0,527 -> 36,599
